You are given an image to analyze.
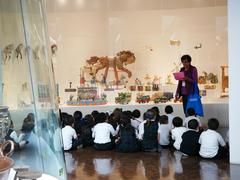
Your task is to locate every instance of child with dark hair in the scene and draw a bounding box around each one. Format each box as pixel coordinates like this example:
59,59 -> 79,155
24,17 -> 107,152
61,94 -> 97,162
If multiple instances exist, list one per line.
80,114 -> 95,147
180,119 -> 201,156
92,112 -> 116,150
5,120 -> 28,149
91,110 -> 99,121
164,105 -> 176,129
139,110 -> 159,152
184,108 -> 201,129
108,113 -> 118,130
62,116 -> 82,151
116,112 -> 140,152
73,111 -> 84,135
158,115 -> 171,148
171,117 -> 187,150
199,118 -> 226,158
131,109 -> 143,130
151,106 -> 161,123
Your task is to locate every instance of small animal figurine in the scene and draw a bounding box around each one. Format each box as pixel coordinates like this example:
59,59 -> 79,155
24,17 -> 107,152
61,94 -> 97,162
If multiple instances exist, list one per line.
15,43 -> 24,59
3,44 -> 14,63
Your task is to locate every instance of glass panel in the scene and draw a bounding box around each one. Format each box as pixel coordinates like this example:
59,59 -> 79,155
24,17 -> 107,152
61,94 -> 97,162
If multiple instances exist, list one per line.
0,0 -> 66,179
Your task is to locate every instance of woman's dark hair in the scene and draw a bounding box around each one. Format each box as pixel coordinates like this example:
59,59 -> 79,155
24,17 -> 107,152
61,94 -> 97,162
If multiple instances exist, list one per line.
208,118 -> 219,130
74,111 -> 82,121
188,119 -> 199,130
172,117 -> 183,127
160,115 -> 168,124
132,109 -> 141,118
187,108 -> 196,116
181,54 -> 192,63
95,112 -> 107,124
165,105 -> 173,114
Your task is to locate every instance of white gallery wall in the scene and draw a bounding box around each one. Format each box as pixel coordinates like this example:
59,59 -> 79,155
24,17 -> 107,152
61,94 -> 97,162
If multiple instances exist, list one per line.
46,1 -> 227,102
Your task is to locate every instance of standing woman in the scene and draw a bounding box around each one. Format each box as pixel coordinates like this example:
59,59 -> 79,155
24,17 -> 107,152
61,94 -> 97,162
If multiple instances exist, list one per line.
175,55 -> 198,116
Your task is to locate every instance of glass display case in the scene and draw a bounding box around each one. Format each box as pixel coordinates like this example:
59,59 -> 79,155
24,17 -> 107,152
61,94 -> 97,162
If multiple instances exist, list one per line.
0,0 -> 66,179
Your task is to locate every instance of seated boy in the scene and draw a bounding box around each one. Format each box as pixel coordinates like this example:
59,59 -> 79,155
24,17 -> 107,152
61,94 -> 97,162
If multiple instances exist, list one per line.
62,116 -> 82,151
164,105 -> 175,129
184,108 -> 202,129
92,113 -> 116,151
199,118 -> 226,159
171,117 -> 187,150
180,119 -> 201,156
158,115 -> 171,148
131,109 -> 143,130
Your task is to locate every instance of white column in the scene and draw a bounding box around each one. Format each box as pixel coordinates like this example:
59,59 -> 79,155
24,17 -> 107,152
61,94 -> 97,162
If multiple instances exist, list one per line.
228,0 -> 240,164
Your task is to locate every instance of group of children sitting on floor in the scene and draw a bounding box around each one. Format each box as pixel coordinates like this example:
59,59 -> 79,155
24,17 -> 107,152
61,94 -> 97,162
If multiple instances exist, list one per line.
61,105 -> 228,159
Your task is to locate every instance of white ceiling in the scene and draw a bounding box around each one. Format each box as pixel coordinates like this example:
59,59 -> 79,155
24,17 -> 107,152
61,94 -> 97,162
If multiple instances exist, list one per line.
46,0 -> 227,12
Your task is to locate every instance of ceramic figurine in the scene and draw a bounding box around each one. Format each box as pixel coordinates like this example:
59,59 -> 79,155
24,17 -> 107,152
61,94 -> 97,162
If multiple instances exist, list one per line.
15,43 -> 24,59
135,78 -> 142,86
152,76 -> 160,91
3,44 -> 14,63
207,73 -> 218,84
166,75 -> 173,84
51,44 -> 57,56
79,68 -> 86,86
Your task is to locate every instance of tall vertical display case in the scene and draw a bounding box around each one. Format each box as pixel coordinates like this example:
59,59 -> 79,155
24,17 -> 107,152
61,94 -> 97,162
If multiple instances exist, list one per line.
0,0 -> 66,179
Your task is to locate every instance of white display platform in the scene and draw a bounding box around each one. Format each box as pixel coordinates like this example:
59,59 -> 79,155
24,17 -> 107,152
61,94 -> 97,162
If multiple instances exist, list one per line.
60,98 -> 229,127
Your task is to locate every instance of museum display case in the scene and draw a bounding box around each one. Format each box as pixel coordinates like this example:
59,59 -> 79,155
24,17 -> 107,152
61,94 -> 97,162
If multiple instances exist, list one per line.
46,1 -> 228,106
0,0 -> 66,179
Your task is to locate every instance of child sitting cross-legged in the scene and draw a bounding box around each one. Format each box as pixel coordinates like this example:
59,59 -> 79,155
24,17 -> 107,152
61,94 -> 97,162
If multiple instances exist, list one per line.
115,112 -> 140,153
92,112 -> 116,151
164,105 -> 176,129
158,115 -> 171,148
184,108 -> 202,129
139,110 -> 159,152
199,118 -> 227,159
180,119 -> 201,156
62,115 -> 82,151
171,117 -> 187,150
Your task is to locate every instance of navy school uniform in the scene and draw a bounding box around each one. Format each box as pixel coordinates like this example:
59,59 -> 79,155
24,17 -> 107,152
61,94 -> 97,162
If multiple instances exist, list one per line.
142,121 -> 159,152
180,130 -> 201,156
116,125 -> 140,153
